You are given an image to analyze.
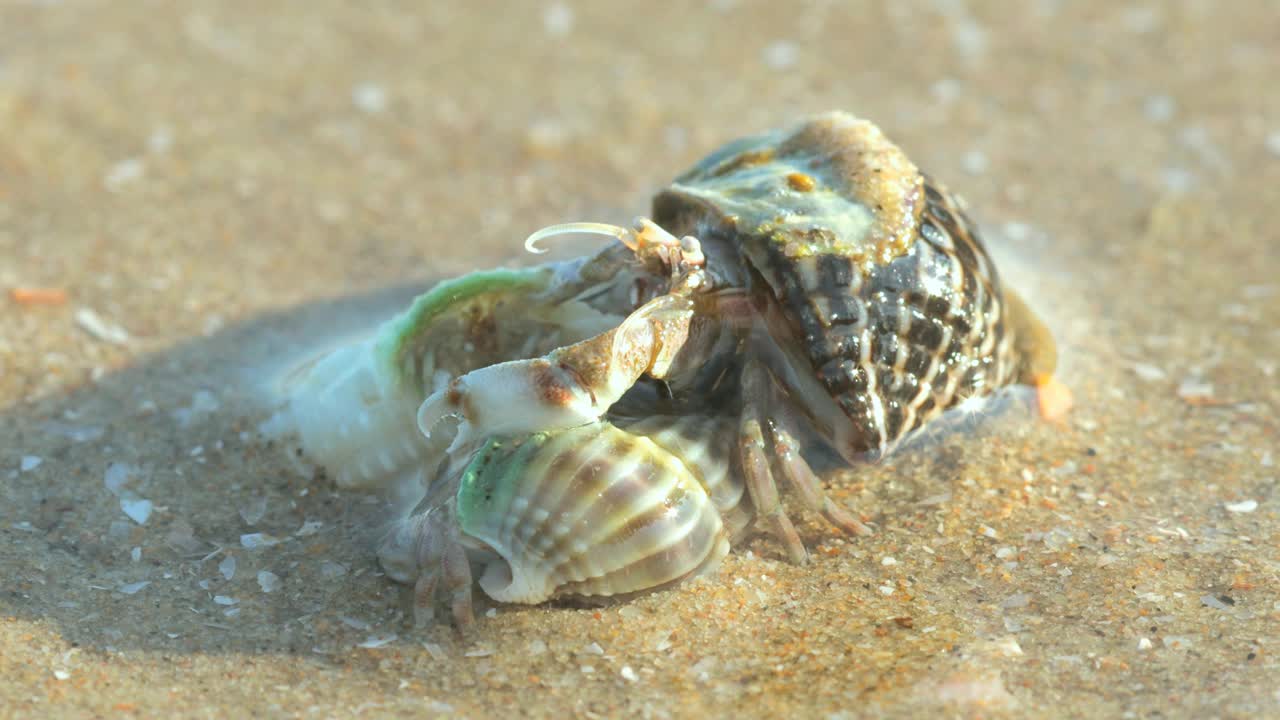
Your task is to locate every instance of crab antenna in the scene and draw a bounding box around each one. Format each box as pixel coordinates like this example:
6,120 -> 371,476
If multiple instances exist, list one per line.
523,222 -> 637,254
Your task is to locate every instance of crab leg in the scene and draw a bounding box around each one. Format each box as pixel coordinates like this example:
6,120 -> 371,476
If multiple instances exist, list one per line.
441,540 -> 475,629
767,408 -> 873,538
739,405 -> 809,564
738,357 -> 872,562
399,502 -> 477,628
416,281 -> 707,452
410,512 -> 447,626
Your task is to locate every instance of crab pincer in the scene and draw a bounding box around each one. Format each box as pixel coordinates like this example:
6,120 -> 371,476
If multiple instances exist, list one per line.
416,227 -> 713,453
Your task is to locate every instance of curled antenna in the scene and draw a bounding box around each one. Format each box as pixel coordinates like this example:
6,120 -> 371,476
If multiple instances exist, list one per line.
524,222 -> 637,254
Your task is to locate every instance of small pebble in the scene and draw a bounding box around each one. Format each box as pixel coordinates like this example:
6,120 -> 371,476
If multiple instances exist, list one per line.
219,555 -> 237,581
1121,6 -> 1161,34
620,666 -> 639,683
1131,362 -> 1167,382
690,657 -> 717,682
1161,167 -> 1197,194
340,615 -> 369,630
240,533 -> 280,550
103,158 -> 145,191
1200,595 -> 1230,610
422,642 -> 446,660
358,634 -> 397,649
257,571 -> 281,593
1143,94 -> 1176,123
1001,593 -> 1031,610
319,561 -> 347,579
295,520 -> 323,537
104,463 -> 134,495
1137,637 -> 1153,650
1177,377 -> 1214,402
962,149 -> 989,175
214,596 -> 238,606
121,498 -> 153,525
1265,131 -> 1280,158
351,83 -> 388,114
1224,499 -> 1258,514
761,40 -> 798,70
75,307 -> 130,344
931,78 -> 962,104
654,632 -> 674,652
148,126 -> 174,154
239,496 -> 267,526
994,637 -> 1023,657
524,119 -> 569,157
174,390 -> 221,427
542,2 -> 574,36
119,581 -> 150,595
19,456 -> 42,472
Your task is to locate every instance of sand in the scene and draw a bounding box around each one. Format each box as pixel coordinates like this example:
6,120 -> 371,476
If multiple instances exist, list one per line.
2,2 -> 1278,718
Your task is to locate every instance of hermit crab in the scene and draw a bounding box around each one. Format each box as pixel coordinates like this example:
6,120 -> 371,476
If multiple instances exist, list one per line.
267,111 -> 1059,626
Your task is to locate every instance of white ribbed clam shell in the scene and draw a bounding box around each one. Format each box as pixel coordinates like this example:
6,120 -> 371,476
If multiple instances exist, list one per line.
265,336 -> 428,489
624,415 -> 753,542
456,422 -> 730,604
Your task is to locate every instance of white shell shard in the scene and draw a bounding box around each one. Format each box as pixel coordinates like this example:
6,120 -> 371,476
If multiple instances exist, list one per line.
263,265 -> 627,490
265,335 -> 426,489
425,420 -> 739,605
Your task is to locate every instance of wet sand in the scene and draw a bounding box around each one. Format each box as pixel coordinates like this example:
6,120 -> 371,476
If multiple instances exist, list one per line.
2,2 -> 1278,718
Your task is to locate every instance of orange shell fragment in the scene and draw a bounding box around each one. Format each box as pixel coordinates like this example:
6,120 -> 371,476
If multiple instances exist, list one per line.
1033,374 -> 1073,422
10,287 -> 69,306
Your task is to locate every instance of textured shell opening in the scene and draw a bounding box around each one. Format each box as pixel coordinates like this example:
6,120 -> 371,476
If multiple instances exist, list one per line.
477,555 -> 551,604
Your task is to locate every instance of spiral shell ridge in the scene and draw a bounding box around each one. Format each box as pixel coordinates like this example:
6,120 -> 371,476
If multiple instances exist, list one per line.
456,423 -> 729,604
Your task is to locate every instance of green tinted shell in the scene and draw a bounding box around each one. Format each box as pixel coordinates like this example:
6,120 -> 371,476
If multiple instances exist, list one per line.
455,421 -> 732,604
654,112 -> 924,272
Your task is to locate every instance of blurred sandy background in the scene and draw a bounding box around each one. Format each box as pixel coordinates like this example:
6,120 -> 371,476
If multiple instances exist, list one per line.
2,1 -> 1278,718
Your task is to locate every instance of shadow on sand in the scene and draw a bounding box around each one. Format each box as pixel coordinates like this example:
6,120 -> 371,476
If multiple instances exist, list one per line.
0,274 -> 1044,659
0,280 -> 468,655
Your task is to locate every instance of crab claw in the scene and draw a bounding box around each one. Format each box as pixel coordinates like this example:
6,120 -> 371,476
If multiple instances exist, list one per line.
415,282 -> 705,456
417,358 -> 603,452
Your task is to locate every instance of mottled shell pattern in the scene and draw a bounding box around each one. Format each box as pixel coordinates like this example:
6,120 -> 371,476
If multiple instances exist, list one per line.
652,112 -> 1054,460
